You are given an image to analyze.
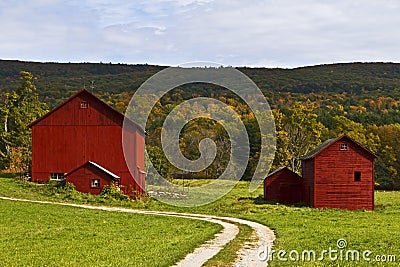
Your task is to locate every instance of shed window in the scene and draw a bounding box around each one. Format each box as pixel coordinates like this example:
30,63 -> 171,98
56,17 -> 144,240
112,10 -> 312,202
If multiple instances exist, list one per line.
354,171 -> 361,182
80,101 -> 88,109
50,173 -> 64,181
91,179 -> 100,188
340,143 -> 348,150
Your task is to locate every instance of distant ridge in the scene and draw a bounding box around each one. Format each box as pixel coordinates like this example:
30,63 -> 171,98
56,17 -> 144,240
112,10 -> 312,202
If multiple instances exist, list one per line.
1,59 -> 400,107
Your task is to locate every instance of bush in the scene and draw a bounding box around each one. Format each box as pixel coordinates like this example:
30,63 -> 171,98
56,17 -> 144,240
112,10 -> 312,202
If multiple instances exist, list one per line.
100,184 -> 130,201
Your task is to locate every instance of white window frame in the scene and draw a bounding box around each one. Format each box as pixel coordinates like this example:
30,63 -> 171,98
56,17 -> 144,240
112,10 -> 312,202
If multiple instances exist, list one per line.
340,143 -> 348,150
80,101 -> 88,109
50,173 -> 65,181
91,179 -> 100,188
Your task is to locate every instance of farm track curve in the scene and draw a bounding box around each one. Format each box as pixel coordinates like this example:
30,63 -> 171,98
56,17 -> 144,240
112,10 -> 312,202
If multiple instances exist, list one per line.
0,196 -> 275,266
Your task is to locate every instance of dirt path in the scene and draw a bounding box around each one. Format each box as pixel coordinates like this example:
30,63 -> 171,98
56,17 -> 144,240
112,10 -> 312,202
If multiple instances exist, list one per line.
0,196 -> 275,266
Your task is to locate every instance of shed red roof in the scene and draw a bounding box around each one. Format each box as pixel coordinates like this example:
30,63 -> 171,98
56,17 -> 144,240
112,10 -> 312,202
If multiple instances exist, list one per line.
300,134 -> 377,160
266,167 -> 301,178
65,161 -> 120,180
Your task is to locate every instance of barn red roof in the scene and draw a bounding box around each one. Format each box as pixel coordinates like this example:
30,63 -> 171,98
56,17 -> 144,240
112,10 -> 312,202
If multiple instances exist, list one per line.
265,167 -> 301,178
65,161 -> 120,180
266,167 -> 286,178
300,134 -> 377,160
28,89 -> 144,135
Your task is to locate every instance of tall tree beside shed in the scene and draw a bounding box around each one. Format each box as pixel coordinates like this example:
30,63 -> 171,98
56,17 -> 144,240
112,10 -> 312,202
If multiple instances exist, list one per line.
282,102 -> 327,173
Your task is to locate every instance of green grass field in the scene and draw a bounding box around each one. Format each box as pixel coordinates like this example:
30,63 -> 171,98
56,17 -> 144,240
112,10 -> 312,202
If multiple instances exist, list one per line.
1,177 -> 399,266
0,197 -> 222,267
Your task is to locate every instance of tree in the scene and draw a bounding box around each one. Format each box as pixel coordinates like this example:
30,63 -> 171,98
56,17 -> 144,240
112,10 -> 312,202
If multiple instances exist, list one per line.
281,102 -> 327,173
146,145 -> 171,183
0,71 -> 48,174
271,109 -> 290,169
367,124 -> 400,189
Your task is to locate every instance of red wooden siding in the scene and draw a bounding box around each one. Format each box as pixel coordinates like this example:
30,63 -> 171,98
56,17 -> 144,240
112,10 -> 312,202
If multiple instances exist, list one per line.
301,135 -> 376,210
30,89 -> 145,196
265,135 -> 376,210
312,138 -> 375,210
65,162 -> 118,195
264,167 -> 302,204
301,158 -> 314,207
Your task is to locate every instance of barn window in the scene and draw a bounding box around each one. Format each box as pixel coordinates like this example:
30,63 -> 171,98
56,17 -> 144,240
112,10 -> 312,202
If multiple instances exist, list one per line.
354,171 -> 361,182
50,173 -> 64,181
80,101 -> 88,109
91,179 -> 100,188
340,143 -> 348,150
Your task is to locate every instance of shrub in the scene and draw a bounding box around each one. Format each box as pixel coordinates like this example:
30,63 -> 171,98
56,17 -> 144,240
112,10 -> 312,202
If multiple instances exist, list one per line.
100,183 -> 130,201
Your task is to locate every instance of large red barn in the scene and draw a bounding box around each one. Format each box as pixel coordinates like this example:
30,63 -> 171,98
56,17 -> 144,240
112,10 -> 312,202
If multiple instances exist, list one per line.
29,89 -> 145,196
264,135 -> 376,210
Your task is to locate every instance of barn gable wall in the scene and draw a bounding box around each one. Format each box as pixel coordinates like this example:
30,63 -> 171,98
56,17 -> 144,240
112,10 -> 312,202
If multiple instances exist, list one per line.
32,92 -> 123,127
30,90 -> 145,196
65,163 -> 114,195
313,139 -> 374,210
264,168 -> 302,204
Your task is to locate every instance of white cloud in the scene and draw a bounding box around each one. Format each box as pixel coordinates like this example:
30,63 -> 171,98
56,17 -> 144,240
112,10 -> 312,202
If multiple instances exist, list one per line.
0,0 -> 399,67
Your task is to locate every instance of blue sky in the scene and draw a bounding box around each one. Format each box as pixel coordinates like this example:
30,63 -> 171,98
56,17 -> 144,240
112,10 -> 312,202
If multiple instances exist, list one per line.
0,0 -> 399,67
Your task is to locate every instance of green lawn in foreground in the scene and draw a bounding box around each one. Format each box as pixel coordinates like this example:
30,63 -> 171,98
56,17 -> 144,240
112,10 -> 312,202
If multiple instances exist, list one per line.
0,198 -> 222,267
0,177 -> 399,266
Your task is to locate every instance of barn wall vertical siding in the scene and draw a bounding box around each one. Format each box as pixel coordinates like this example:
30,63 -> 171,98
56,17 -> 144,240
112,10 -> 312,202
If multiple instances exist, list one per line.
266,135 -> 375,210
301,159 -> 314,207
264,168 -> 302,204
30,90 -> 145,196
66,164 -> 114,195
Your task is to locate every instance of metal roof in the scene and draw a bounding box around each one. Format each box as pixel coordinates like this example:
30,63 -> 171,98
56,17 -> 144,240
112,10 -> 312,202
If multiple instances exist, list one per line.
88,161 -> 120,179
65,161 -> 120,180
299,138 -> 336,160
265,167 -> 286,178
299,134 -> 377,160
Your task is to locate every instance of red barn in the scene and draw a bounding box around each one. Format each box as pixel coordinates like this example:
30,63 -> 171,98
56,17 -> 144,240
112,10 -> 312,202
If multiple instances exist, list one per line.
29,89 -> 145,196
264,167 -> 302,204
301,134 -> 376,210
264,135 -> 376,210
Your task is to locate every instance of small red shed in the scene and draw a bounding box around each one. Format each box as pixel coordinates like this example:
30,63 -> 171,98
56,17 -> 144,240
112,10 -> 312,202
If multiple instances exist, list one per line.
29,89 -> 145,196
65,161 -> 120,195
301,134 -> 376,210
264,135 -> 376,210
264,167 -> 302,204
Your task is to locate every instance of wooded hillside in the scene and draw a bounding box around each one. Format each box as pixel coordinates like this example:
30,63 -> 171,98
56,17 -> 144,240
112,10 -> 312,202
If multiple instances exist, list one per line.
1,60 -> 399,189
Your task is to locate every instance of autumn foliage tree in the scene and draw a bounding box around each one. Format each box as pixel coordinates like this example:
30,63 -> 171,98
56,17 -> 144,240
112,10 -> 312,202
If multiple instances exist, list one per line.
279,102 -> 327,173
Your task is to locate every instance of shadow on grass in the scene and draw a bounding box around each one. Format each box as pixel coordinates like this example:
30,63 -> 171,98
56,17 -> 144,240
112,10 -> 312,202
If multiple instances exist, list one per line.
238,195 -> 307,207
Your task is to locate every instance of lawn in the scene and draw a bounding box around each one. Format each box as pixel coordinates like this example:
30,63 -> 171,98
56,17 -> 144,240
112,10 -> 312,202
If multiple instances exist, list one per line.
0,197 -> 222,267
1,177 -> 399,266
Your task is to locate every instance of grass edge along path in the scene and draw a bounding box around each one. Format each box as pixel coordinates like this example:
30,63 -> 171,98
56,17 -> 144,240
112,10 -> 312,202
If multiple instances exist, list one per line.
0,197 -> 222,267
0,196 -> 276,267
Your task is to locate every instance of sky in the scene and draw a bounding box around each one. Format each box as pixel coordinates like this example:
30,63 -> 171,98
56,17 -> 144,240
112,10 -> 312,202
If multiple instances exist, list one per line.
0,0 -> 399,68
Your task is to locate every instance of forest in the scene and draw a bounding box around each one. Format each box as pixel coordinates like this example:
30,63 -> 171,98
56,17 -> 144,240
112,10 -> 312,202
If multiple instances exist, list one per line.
0,60 -> 399,189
